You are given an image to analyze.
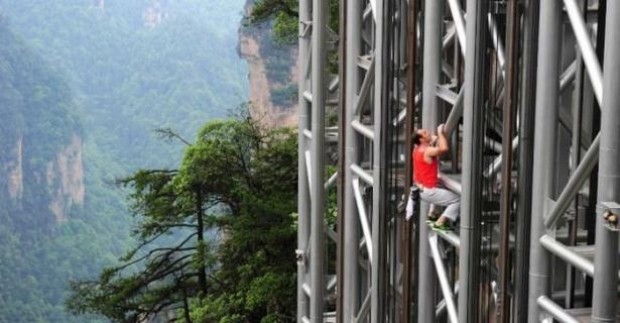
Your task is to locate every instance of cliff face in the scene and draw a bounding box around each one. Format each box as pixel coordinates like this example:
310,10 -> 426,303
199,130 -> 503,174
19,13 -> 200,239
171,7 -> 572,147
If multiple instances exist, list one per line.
238,2 -> 298,128
6,137 -> 24,201
46,135 -> 85,222
0,20 -> 84,227
2,133 -> 85,223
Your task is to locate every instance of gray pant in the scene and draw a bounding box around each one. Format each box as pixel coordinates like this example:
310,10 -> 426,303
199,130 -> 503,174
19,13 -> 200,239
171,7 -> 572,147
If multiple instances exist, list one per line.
420,187 -> 460,221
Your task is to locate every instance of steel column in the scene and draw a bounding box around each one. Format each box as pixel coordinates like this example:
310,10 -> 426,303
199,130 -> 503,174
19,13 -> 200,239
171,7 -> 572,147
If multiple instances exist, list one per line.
566,42 -> 585,308
310,0 -> 327,320
527,0 -> 561,321
403,0 -> 418,320
342,0 -> 362,320
297,0 -> 312,320
498,1 -> 519,321
458,0 -> 487,321
591,1 -> 620,321
371,0 -> 386,320
417,0 -> 443,321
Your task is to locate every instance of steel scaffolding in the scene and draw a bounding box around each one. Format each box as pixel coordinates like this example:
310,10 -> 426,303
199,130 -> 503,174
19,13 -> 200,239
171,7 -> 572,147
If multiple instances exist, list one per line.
297,0 -> 620,322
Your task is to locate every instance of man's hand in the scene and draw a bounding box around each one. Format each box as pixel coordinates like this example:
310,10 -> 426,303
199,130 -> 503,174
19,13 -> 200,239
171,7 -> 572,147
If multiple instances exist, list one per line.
437,123 -> 446,135
423,123 -> 450,159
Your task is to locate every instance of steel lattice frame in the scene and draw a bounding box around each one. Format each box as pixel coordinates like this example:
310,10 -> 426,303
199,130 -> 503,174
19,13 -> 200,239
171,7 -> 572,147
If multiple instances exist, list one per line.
298,0 -> 620,322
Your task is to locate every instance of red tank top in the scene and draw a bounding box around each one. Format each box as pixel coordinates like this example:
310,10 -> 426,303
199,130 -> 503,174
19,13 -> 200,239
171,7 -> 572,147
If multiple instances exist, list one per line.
413,146 -> 438,188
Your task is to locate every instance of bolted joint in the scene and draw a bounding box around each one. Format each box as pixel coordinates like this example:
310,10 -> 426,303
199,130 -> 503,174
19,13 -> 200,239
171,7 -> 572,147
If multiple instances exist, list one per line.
295,249 -> 305,266
600,202 -> 620,232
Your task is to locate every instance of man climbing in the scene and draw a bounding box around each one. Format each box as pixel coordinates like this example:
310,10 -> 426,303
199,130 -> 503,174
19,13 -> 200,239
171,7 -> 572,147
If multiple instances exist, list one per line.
412,123 -> 460,231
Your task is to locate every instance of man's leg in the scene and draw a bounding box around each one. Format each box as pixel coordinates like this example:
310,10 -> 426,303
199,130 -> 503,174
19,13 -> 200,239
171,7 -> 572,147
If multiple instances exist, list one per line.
421,187 -> 460,228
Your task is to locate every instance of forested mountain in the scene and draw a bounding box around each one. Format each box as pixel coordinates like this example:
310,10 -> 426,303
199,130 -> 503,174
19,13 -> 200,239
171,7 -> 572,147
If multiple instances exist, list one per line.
0,0 -> 248,170
0,0 -> 248,321
0,18 -> 108,321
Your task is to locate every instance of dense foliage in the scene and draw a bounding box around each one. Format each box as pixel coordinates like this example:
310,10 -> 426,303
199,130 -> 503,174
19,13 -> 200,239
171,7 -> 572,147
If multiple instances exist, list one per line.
0,0 -> 248,170
247,0 -> 339,44
68,116 -> 298,322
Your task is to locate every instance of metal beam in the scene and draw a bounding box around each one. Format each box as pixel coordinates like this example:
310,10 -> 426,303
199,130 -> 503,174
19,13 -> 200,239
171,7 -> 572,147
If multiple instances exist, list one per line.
563,0 -> 603,104
429,235 -> 458,323
458,0 -> 487,320
527,0 -> 561,320
342,0 -> 362,319
297,0 -> 312,318
418,0 -> 443,321
537,296 -> 581,323
540,234 -> 594,277
353,178 -> 373,264
591,1 -> 620,320
370,0 -> 387,318
446,0 -> 466,56
545,134 -> 600,229
309,0 -> 327,320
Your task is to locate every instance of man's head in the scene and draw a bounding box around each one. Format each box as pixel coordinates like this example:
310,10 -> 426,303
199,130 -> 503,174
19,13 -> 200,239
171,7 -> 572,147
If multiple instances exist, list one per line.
412,128 -> 432,145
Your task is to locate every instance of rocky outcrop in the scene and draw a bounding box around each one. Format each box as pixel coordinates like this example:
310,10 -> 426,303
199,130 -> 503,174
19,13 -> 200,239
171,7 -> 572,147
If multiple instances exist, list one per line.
0,135 -> 86,222
46,135 -> 85,222
6,136 -> 24,200
143,1 -> 168,29
238,2 -> 299,128
2,133 -> 85,223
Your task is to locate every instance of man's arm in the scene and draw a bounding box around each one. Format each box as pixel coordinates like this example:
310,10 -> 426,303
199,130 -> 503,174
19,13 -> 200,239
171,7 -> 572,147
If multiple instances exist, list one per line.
424,124 -> 449,159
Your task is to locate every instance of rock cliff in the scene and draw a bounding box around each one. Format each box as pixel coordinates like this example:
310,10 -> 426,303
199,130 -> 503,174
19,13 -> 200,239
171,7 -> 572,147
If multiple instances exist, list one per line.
0,20 -> 84,227
238,1 -> 299,128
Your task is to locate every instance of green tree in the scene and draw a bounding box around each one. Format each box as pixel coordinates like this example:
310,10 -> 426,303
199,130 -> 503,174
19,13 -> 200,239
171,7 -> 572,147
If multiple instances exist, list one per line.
246,0 -> 339,44
67,114 -> 298,322
66,167 -> 216,322
187,116 -> 297,322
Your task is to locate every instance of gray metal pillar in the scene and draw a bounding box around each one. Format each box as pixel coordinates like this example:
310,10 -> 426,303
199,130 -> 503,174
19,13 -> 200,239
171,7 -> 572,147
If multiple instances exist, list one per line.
371,0 -> 386,320
403,0 -> 418,320
297,0 -> 311,320
527,0 -> 561,321
420,0 -> 442,129
417,1 -> 443,322
498,1 -> 519,321
336,0 -> 347,321
566,40 -> 585,309
515,1 -> 539,321
458,0 -> 487,321
591,1 -> 620,321
310,0 -> 327,320
342,0 -> 361,320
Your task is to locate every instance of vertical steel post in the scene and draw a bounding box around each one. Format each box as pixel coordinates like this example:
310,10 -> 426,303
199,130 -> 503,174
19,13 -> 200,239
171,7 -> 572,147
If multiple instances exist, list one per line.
586,0 -> 606,306
342,0 -> 361,320
515,1 -> 539,321
591,1 -> 620,321
297,0 -> 312,320
566,5 -> 586,304
336,0 -> 347,321
371,0 -> 386,320
417,1 -> 443,321
458,0 -> 487,321
527,0 -> 561,321
403,0 -> 418,321
498,0 -> 519,321
310,0 -> 327,320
